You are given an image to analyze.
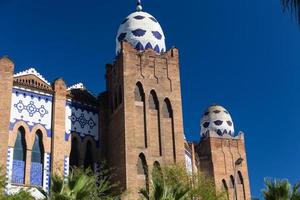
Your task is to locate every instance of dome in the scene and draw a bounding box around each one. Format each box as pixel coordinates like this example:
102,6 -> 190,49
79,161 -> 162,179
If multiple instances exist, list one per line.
116,1 -> 166,54
200,105 -> 234,137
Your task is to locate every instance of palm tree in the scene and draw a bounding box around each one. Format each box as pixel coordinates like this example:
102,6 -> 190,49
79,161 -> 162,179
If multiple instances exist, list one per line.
262,179 -> 300,200
281,0 -> 300,25
39,167 -> 119,200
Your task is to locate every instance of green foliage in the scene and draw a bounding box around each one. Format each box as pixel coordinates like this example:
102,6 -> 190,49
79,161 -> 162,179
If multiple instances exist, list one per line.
262,178 -> 300,200
1,190 -> 35,200
281,0 -> 300,25
139,164 -> 226,200
39,165 -> 120,200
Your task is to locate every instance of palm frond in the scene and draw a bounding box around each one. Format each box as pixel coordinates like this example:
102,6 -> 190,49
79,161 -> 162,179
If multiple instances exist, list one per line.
281,0 -> 300,25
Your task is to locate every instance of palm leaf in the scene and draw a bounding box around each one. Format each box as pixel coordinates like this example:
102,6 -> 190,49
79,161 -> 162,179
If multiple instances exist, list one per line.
281,0 -> 300,25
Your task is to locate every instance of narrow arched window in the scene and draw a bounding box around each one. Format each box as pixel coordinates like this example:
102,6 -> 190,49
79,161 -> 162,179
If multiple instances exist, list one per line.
12,127 -> 26,184
237,171 -> 244,184
149,90 -> 159,110
30,130 -> 44,186
84,141 -> 94,170
135,82 -> 144,102
229,175 -> 235,188
162,98 -> 173,118
70,137 -> 80,167
222,179 -> 229,200
137,153 -> 149,192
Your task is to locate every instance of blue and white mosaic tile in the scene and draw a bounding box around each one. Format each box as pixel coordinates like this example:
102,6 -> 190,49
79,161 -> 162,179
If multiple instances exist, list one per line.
10,88 -> 52,137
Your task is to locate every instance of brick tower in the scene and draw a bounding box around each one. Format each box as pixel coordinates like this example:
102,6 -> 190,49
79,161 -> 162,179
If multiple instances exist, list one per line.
197,105 -> 251,200
104,2 -> 185,197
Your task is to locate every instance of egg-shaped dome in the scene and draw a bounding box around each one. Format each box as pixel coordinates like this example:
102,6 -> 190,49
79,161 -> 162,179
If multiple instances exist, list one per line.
200,105 -> 234,137
116,3 -> 166,54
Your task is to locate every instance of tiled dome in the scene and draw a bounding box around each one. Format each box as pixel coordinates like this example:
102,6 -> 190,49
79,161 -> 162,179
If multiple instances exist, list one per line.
200,105 -> 235,137
116,1 -> 166,54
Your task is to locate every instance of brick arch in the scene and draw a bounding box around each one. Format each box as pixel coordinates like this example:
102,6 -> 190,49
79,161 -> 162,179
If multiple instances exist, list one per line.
70,133 -> 83,167
148,90 -> 162,156
82,136 -> 97,166
149,90 -> 159,110
162,98 -> 173,118
135,82 -> 145,102
9,121 -> 30,147
30,124 -> 50,153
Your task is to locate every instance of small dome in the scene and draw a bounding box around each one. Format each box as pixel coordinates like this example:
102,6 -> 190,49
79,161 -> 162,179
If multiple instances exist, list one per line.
116,6 -> 166,54
200,105 -> 234,137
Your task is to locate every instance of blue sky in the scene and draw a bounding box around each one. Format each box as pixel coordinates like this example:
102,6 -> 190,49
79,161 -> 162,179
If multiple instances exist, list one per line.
1,0 -> 300,198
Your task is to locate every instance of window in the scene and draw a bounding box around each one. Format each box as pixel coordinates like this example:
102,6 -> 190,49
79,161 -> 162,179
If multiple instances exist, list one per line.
30,131 -> 44,186
135,82 -> 144,102
149,90 -> 159,110
70,137 -> 80,167
162,98 -> 173,118
12,127 -> 26,184
229,175 -> 235,188
238,171 -> 244,184
84,141 -> 94,170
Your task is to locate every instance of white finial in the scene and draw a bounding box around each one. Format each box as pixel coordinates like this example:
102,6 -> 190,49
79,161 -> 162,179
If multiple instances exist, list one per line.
136,0 -> 143,11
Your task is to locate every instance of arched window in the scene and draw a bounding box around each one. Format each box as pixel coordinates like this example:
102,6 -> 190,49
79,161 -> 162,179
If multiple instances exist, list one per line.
134,82 -> 147,148
137,154 -> 147,175
162,98 -> 176,161
149,90 -> 159,110
153,161 -> 162,177
222,179 -> 229,200
84,141 -> 94,170
70,137 -> 80,167
149,90 -> 162,156
12,127 -> 26,184
238,171 -> 246,200
135,82 -> 144,102
137,153 -> 149,192
229,175 -> 235,188
237,171 -> 244,184
162,98 -> 173,118
30,130 -> 44,186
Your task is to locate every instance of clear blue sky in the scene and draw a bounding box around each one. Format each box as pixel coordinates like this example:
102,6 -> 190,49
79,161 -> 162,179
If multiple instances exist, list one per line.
1,0 -> 300,198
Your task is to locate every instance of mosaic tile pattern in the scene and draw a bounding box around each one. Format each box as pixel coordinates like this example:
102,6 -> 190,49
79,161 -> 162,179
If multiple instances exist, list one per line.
30,162 -> 43,186
65,101 -> 99,141
200,105 -> 234,137
10,88 -> 53,137
43,153 -> 51,192
116,11 -> 166,54
12,160 -> 25,184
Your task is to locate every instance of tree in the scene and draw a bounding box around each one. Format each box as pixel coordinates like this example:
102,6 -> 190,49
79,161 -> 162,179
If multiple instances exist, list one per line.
281,0 -> 300,25
39,167 -> 120,200
262,178 -> 300,200
139,164 -> 226,200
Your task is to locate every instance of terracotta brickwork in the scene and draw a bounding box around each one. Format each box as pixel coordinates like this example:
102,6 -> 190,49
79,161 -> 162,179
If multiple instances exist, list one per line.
0,57 -> 14,174
51,79 -> 70,176
104,42 -> 185,199
197,132 -> 251,200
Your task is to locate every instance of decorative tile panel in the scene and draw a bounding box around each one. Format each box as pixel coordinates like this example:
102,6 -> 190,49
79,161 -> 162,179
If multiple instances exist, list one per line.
12,160 -> 25,184
43,153 -> 51,192
30,162 -> 43,186
5,147 -> 14,194
64,156 -> 69,179
65,101 -> 99,141
10,88 -> 52,137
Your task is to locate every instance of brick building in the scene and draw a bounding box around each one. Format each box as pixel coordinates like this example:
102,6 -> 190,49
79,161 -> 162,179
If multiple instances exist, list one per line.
0,1 -> 251,199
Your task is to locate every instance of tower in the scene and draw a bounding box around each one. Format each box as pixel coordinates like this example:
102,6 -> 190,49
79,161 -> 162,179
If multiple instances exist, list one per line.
197,105 -> 251,200
104,1 -> 185,198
